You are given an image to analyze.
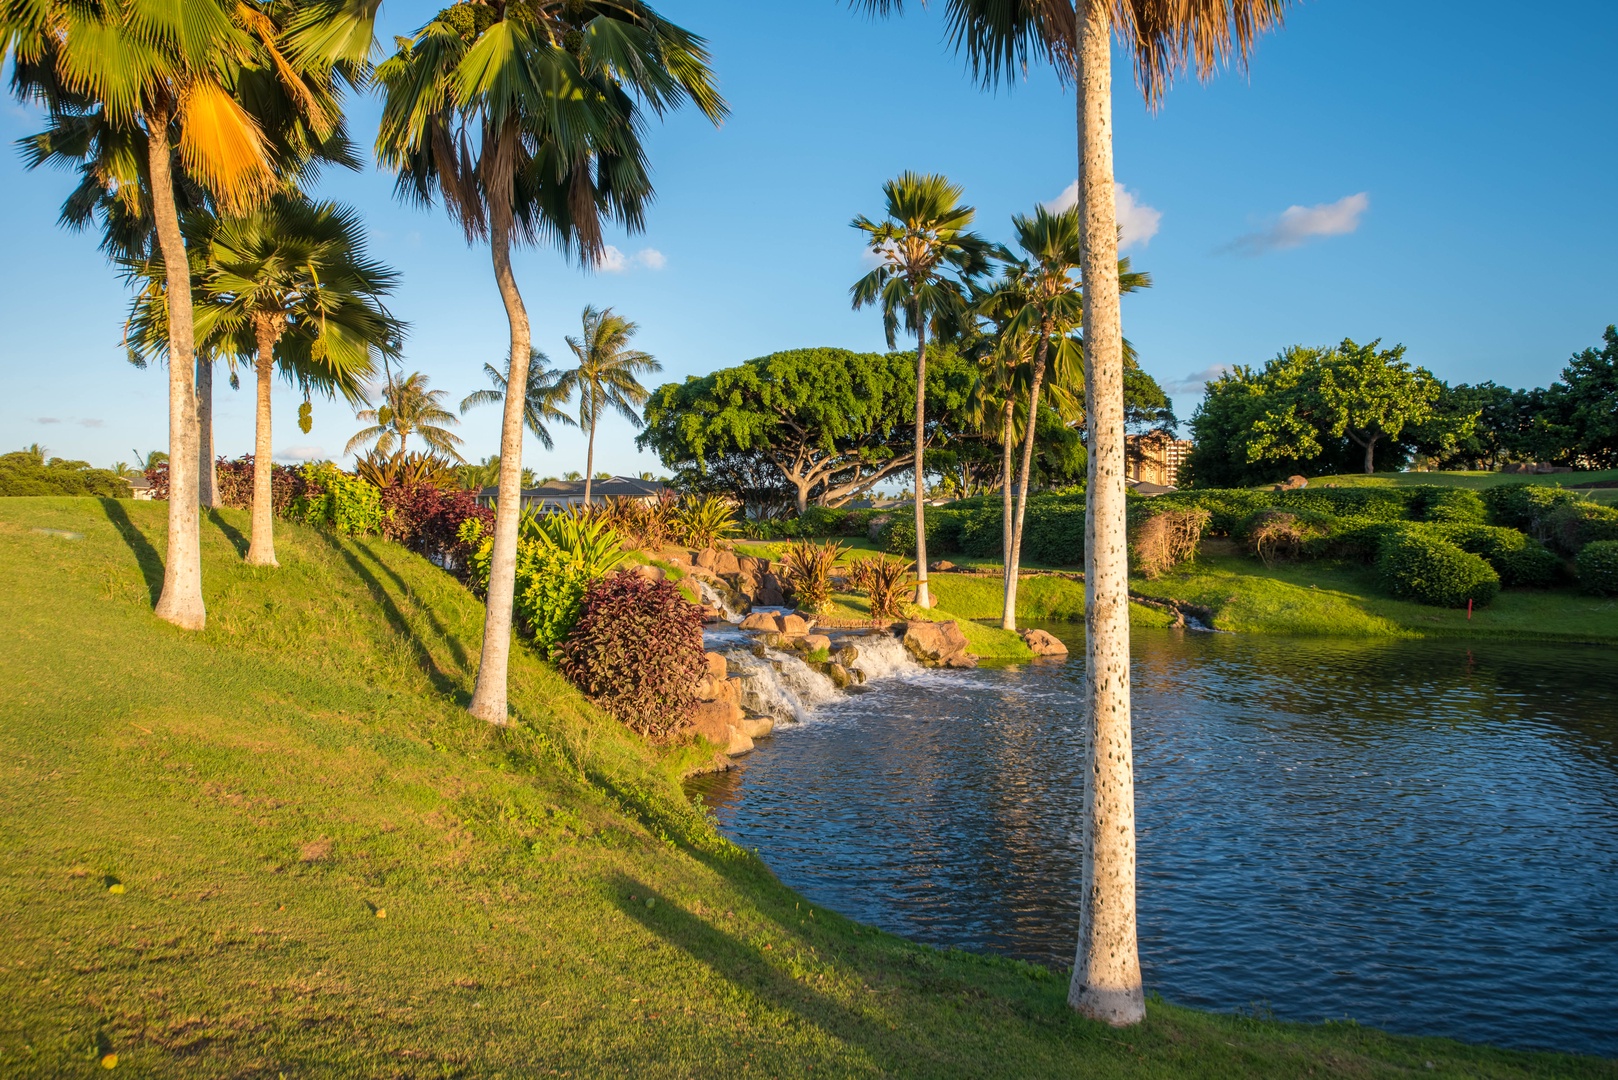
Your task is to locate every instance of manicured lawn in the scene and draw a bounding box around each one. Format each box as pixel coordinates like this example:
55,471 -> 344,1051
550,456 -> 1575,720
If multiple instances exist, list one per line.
1306,470 -> 1618,505
3,497 -> 1610,1077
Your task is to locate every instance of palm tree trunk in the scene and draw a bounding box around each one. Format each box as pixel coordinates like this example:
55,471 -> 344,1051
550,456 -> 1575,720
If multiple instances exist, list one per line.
1003,335 -> 1049,631
584,411 -> 596,507
246,318 -> 279,567
469,147 -> 533,726
146,107 -> 206,631
1067,1 -> 1144,1028
912,302 -> 931,609
1000,399 -> 1014,622
196,356 -> 218,508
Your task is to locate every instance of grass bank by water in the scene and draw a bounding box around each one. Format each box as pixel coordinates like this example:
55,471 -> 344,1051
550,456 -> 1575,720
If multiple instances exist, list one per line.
7,497 -> 1608,1076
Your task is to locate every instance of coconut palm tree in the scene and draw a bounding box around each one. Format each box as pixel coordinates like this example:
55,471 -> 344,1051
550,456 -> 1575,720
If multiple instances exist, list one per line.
557,306 -> 661,506
5,0 -> 377,628
347,373 -> 463,462
375,1 -> 724,726
460,350 -> 577,451
851,172 -> 990,608
855,0 -> 1291,1027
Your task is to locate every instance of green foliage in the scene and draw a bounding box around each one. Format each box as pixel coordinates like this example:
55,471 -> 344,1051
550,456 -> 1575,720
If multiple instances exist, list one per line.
1576,540 -> 1618,596
1416,486 -> 1487,524
466,512 -> 628,656
1481,483 -> 1582,531
0,447 -> 129,497
781,539 -> 848,614
1376,530 -> 1500,608
293,462 -> 385,536
1443,525 -> 1562,588
846,555 -> 913,620
559,573 -> 705,740
671,495 -> 740,548
1543,502 -> 1618,555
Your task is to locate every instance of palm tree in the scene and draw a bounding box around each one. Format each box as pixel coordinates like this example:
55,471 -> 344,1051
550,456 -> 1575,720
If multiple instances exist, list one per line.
375,2 -> 724,727
856,0 -> 1291,1027
6,0 -> 377,629
460,351 -> 577,450
557,307 -> 661,506
347,373 -> 463,462
851,172 -> 990,608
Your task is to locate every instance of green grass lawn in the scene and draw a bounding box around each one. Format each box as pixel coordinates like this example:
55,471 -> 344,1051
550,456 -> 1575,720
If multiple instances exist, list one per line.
4,497 -> 1609,1077
1305,470 -> 1618,505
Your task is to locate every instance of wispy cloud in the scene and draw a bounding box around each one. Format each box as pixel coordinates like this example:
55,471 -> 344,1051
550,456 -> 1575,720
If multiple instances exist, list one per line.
34,417 -> 61,425
77,418 -> 104,429
1223,192 -> 1369,255
1161,364 -> 1232,395
1046,182 -> 1162,250
593,246 -> 666,273
275,445 -> 325,462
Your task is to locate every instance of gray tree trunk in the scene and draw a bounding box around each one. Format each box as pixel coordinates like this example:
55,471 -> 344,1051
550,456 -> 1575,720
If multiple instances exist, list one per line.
911,303 -> 931,608
196,356 -> 218,508
1001,399 -> 1013,603
146,109 -> 206,631
1002,333 -> 1050,630
246,318 -> 280,567
1067,1 -> 1145,1027
584,411 -> 596,507
469,151 -> 533,726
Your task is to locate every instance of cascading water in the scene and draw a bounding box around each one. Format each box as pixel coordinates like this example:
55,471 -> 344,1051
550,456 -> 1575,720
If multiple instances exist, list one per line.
714,629 -> 925,723
690,577 -> 742,622
837,632 -> 920,681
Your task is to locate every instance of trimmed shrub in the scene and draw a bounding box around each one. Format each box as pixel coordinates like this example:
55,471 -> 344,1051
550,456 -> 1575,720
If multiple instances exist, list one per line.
1543,502 -> 1618,555
1576,540 -> 1618,596
1158,488 -> 1271,535
1482,483 -> 1581,532
1443,525 -> 1560,588
1416,487 -> 1487,525
0,448 -> 133,498
292,463 -> 384,536
1376,530 -> 1500,608
559,572 -> 706,740
878,509 -> 965,558
465,513 -> 626,655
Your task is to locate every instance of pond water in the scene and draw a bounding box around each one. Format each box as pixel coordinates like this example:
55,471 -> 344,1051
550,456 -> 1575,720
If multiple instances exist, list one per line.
688,626 -> 1618,1057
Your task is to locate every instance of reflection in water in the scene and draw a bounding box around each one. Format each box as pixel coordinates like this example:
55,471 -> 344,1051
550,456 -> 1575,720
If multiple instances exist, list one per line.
689,628 -> 1618,1056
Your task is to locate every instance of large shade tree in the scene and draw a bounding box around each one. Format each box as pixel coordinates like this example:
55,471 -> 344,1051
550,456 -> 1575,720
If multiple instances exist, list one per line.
851,172 -> 990,607
5,0 -> 378,629
557,306 -> 660,505
857,0 -> 1292,1025
376,0 -> 724,726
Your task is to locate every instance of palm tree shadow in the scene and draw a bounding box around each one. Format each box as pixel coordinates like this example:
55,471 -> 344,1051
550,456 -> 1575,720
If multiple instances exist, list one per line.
99,499 -> 163,604
206,510 -> 249,557
347,540 -> 472,672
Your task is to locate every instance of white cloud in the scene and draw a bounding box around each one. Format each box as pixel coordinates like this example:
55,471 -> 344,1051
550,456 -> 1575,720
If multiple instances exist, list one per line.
1224,192 -> 1369,255
1045,181 -> 1162,250
275,445 -> 325,462
1161,364 -> 1232,394
593,245 -> 666,273
76,418 -> 104,429
34,417 -> 61,425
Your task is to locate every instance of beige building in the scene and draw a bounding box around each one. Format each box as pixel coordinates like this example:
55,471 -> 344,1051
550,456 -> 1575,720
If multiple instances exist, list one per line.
1124,432 -> 1193,489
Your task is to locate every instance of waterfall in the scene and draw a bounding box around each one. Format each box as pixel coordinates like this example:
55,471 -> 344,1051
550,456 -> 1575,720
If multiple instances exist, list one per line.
690,576 -> 741,622
841,632 -> 922,681
721,646 -> 843,722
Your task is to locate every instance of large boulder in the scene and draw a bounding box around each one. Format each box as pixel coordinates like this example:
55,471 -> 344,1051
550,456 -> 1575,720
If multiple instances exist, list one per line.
689,699 -> 752,756
737,555 -> 768,575
779,613 -> 810,636
694,548 -> 719,572
740,612 -> 781,632
901,620 -> 976,668
756,572 -> 786,607
630,563 -> 666,582
802,633 -> 832,654
825,663 -> 852,689
703,651 -> 727,682
737,715 -> 774,739
713,549 -> 741,576
1019,628 -> 1069,656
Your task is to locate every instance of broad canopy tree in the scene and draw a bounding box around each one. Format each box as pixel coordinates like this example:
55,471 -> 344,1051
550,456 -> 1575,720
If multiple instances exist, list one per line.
638,347 -> 975,514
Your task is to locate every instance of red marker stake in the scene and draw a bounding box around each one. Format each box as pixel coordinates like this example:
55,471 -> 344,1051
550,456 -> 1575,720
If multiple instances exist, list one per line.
1467,598 -> 1473,620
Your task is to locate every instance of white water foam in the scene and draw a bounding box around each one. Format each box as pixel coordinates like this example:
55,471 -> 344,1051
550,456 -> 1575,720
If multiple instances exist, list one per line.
837,632 -> 920,682
690,577 -> 742,622
722,646 -> 843,722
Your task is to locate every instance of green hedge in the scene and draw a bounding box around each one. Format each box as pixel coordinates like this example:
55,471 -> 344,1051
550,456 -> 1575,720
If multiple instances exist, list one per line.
1442,525 -> 1561,588
1376,529 -> 1500,608
1416,487 -> 1487,525
1576,540 -> 1618,596
1543,502 -> 1618,555
1481,483 -> 1582,531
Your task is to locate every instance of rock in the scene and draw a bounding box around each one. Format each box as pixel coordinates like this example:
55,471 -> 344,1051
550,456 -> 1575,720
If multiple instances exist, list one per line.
737,555 -> 767,575
929,560 -> 957,572
803,633 -> 832,654
902,619 -> 974,668
780,613 -> 810,636
757,572 -> 786,607
833,645 -> 859,667
713,550 -> 741,576
1019,628 -> 1069,656
694,548 -> 719,571
737,715 -> 775,739
826,663 -> 852,689
703,652 -> 727,681
689,699 -> 752,756
740,612 -> 781,632
1285,474 -> 1309,490
631,563 -> 667,582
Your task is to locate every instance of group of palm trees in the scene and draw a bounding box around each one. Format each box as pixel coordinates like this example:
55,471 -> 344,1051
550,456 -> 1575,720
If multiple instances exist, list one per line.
4,0 -> 1290,1032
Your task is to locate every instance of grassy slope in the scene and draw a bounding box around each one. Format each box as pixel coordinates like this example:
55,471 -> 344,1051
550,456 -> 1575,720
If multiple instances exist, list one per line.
5,499 -> 1607,1077
1308,470 -> 1618,505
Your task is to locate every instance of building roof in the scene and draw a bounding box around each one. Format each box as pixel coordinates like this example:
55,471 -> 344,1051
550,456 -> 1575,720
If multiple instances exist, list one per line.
477,476 -> 667,501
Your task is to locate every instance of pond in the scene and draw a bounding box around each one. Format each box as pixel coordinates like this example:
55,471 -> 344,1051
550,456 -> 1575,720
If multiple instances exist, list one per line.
688,626 -> 1618,1057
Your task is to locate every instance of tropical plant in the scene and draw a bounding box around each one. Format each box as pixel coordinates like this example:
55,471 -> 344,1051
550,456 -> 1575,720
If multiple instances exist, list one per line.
847,554 -> 913,620
375,0 -> 723,727
461,351 -> 577,449
355,450 -> 457,491
346,372 -> 463,461
780,539 -> 847,614
556,306 -> 662,507
673,495 -> 740,549
5,0 -> 378,629
856,0 -> 1294,1026
518,509 -> 629,579
465,509 -> 628,655
851,172 -> 990,608
291,461 -> 385,538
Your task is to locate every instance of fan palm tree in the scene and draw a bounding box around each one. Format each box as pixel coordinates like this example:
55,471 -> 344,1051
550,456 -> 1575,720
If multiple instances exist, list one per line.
460,350 -> 577,451
347,372 -> 463,462
5,0 -> 377,629
851,172 -> 991,608
375,1 -> 724,726
855,0 -> 1291,1027
557,306 -> 661,506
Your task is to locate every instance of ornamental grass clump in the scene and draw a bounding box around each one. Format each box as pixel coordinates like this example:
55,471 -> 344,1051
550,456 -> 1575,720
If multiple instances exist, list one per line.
559,573 -> 706,741
1576,540 -> 1618,596
672,495 -> 739,549
781,539 -> 846,613
1376,529 -> 1500,608
846,555 -> 912,621
1129,507 -> 1210,579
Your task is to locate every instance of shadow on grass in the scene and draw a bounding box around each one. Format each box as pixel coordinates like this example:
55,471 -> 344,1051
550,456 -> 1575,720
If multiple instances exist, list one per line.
347,539 -> 472,673
99,498 -> 162,604
206,510 -> 248,557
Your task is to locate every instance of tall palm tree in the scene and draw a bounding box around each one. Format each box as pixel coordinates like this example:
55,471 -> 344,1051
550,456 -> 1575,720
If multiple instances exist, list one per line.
557,306 -> 661,506
851,172 -> 990,608
375,1 -> 724,726
347,372 -> 463,462
856,0 -> 1290,1027
460,350 -> 577,451
6,0 -> 377,629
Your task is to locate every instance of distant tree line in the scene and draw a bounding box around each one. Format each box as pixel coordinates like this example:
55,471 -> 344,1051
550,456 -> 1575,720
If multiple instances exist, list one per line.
1185,327 -> 1618,487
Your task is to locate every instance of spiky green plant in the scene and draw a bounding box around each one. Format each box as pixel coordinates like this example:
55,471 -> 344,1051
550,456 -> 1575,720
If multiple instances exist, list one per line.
781,539 -> 848,615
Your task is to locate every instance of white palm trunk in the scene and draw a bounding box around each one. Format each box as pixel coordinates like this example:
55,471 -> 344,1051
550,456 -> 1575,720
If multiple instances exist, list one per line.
1068,1 -> 1144,1027
147,111 -> 206,631
911,305 -> 932,608
196,356 -> 218,509
1002,334 -> 1049,630
246,318 -> 280,567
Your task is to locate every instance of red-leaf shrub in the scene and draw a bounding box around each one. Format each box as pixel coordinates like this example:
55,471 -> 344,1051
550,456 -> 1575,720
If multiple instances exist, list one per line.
214,456 -> 307,514
144,462 -> 169,500
380,483 -> 493,573
559,572 -> 705,740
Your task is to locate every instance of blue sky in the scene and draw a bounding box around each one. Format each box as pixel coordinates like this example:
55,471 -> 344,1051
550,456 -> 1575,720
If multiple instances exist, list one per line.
4,0 -> 1615,479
